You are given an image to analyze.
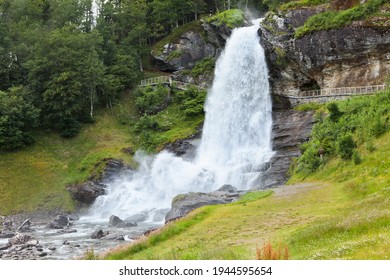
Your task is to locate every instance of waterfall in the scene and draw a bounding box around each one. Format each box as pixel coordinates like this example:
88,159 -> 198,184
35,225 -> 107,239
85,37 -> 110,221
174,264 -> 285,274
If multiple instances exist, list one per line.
85,19 -> 274,222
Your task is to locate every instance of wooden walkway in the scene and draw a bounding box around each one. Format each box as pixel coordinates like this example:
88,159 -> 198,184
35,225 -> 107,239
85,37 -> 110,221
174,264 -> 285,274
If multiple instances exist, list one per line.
140,76 -> 387,97
139,76 -> 205,90
275,84 -> 387,98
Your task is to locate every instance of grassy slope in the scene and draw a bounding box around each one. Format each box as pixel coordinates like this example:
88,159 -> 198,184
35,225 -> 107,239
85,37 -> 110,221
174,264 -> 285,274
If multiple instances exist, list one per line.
101,131 -> 389,260
0,90 -> 203,215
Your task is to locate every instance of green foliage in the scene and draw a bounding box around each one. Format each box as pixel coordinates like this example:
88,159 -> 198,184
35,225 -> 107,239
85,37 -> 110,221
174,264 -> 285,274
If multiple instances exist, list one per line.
134,115 -> 163,132
189,57 -> 216,78
294,102 -> 324,111
293,88 -> 390,175
295,0 -> 387,38
0,87 -> 40,151
327,103 -> 342,122
352,150 -> 362,165
206,9 -> 245,29
337,134 -> 356,160
280,0 -> 328,11
174,86 -> 207,117
135,85 -> 170,115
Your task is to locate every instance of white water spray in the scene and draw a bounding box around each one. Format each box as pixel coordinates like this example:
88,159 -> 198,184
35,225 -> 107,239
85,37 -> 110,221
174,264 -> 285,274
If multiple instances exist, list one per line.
85,20 -> 274,222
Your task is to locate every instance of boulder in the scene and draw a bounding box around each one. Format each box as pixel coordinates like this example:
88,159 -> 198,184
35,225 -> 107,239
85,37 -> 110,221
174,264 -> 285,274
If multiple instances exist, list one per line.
0,233 -> 15,239
67,181 -> 106,204
108,215 -> 123,227
91,229 -> 108,239
165,188 -> 242,223
47,215 -> 69,229
125,213 -> 148,224
102,234 -> 125,241
8,233 -> 31,246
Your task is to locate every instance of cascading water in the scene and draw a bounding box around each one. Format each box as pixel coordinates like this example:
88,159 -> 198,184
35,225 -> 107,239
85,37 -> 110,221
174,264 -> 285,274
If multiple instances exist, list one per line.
85,19 -> 274,223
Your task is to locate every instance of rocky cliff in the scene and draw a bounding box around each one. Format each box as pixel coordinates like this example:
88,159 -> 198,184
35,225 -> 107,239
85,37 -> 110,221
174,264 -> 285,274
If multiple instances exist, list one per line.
259,7 -> 390,101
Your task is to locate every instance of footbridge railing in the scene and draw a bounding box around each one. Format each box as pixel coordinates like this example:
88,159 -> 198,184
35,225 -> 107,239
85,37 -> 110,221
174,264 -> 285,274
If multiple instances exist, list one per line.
275,84 -> 387,98
139,76 -> 206,90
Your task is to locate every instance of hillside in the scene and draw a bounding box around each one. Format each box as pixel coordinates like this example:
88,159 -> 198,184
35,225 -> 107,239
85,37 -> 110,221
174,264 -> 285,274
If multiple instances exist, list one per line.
0,1 -> 389,261
102,89 -> 389,260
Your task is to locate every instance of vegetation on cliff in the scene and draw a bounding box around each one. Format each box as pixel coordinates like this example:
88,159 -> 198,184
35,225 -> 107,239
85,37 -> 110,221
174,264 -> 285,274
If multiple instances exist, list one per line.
295,0 -> 388,37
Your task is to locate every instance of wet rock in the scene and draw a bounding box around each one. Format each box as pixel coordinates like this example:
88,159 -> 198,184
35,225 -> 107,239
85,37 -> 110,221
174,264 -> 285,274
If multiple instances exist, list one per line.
165,188 -> 242,223
108,215 -> 123,227
0,243 -> 11,250
48,247 -> 56,251
67,181 -> 107,205
63,240 -> 70,245
17,219 -> 32,232
59,228 -> 77,234
9,233 -> 31,245
91,229 -> 109,239
251,110 -> 315,189
48,215 -> 69,229
217,185 -> 237,193
26,240 -> 39,247
67,214 -> 80,221
164,140 -> 195,157
39,252 -> 47,257
2,218 -> 14,232
125,213 -> 148,224
103,234 -> 125,241
0,233 -> 15,239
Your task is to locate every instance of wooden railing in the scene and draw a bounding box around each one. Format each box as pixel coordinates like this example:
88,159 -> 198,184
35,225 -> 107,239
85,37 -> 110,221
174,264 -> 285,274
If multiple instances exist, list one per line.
139,76 -> 206,90
140,76 -> 171,87
275,84 -> 387,98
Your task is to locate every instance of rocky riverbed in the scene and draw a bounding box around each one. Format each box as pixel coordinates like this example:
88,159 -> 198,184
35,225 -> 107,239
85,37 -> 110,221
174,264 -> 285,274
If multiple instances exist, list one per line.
0,212 -> 160,260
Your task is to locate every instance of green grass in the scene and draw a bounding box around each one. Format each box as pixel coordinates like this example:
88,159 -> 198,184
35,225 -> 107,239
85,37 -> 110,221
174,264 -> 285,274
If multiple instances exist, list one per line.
280,0 -> 329,11
295,0 -> 387,37
205,9 -> 245,29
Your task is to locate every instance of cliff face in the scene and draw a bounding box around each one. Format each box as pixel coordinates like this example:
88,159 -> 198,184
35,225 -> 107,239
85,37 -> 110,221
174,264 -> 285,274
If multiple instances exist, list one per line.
259,8 -> 390,99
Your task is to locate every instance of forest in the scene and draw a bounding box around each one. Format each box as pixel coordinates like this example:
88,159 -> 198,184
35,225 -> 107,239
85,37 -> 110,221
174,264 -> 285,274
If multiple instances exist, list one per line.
0,0 -> 272,151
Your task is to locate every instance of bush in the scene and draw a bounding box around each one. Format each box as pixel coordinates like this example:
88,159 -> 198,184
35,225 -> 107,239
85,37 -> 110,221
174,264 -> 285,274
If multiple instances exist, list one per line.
58,117 -> 81,138
337,134 -> 356,160
175,87 -> 206,117
0,87 -> 40,151
327,103 -> 342,122
134,115 -> 162,132
135,85 -> 170,115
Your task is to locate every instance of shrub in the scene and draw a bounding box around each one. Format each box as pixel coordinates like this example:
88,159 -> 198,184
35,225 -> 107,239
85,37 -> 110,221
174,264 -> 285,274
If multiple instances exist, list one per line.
134,115 -> 162,132
327,102 -> 342,122
58,117 -> 81,138
0,87 -> 40,151
337,134 -> 356,160
135,85 -> 170,115
175,86 -> 207,117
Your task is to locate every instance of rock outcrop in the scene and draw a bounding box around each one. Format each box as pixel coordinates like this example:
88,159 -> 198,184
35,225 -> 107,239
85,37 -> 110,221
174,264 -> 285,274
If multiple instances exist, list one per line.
165,185 -> 243,223
67,159 -> 131,205
252,110 -> 316,189
259,8 -> 390,99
